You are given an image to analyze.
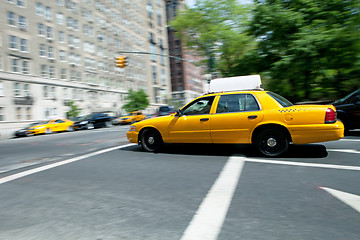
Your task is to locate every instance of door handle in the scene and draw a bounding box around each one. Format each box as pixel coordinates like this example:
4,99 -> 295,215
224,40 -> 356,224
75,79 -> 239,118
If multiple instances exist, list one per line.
248,115 -> 257,119
200,118 -> 209,122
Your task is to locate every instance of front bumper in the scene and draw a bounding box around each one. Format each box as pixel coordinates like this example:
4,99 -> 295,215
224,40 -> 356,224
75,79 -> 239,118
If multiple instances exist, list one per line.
127,131 -> 138,143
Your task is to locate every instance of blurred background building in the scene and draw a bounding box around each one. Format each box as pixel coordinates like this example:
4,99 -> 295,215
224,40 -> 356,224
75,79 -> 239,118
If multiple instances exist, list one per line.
165,0 -> 205,107
0,0 -> 171,130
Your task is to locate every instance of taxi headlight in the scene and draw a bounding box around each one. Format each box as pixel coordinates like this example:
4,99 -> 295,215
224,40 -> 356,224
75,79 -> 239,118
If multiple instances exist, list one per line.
129,125 -> 136,131
34,126 -> 45,129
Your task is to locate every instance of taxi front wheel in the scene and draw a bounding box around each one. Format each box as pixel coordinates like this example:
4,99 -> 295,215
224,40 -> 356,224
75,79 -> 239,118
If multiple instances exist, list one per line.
254,129 -> 288,157
140,129 -> 163,152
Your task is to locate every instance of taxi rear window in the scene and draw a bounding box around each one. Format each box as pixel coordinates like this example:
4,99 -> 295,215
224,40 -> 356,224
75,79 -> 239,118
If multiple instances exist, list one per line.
267,92 -> 293,107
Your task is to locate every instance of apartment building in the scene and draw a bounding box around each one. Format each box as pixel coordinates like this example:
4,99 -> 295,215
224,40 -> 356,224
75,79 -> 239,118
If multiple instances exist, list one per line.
0,0 -> 171,130
165,0 -> 205,106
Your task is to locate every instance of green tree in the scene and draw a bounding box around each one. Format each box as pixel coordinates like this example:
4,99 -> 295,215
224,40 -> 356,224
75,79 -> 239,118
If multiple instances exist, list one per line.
249,0 -> 360,101
66,100 -> 81,120
123,89 -> 150,112
170,0 -> 254,76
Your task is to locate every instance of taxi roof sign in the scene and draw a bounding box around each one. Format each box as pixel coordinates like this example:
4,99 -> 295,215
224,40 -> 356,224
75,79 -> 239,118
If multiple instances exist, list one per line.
209,75 -> 263,93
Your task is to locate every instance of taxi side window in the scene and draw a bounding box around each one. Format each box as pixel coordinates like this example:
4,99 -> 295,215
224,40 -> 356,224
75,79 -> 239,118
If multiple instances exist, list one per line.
216,94 -> 259,113
182,96 -> 215,116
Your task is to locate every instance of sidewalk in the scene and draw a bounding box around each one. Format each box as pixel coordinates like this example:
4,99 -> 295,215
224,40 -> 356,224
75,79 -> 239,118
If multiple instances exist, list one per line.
0,122 -> 30,140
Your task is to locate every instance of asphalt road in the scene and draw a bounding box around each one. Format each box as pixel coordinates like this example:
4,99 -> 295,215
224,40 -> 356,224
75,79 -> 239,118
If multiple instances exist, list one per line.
0,126 -> 359,240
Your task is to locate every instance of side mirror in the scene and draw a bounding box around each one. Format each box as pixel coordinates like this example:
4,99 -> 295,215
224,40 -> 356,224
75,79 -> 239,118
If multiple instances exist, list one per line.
175,109 -> 182,117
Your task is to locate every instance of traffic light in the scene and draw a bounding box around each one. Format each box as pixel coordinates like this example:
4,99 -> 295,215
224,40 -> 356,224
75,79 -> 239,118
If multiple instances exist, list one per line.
116,56 -> 127,68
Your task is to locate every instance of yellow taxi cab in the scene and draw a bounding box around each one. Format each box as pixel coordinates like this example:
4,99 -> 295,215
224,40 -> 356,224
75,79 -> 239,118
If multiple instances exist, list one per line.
127,75 -> 344,157
115,111 -> 146,125
27,118 -> 74,135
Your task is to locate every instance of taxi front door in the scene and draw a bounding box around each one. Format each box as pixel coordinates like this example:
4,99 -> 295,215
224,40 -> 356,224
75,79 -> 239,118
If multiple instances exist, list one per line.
167,96 -> 215,143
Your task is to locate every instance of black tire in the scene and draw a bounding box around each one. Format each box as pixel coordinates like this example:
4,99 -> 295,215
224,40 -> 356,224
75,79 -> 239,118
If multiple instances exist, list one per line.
254,129 -> 288,157
140,128 -> 163,152
45,128 -> 52,134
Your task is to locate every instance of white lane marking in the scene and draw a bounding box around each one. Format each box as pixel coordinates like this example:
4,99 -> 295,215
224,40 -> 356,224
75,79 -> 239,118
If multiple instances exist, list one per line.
181,157 -> 245,240
242,158 -> 360,171
320,187 -> 360,213
339,139 -> 360,142
327,149 -> 360,154
0,144 -> 135,185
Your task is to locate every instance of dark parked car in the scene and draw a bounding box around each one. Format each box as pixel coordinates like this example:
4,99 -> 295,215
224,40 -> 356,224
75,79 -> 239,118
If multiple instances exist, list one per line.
156,106 -> 175,117
73,113 -> 113,130
332,89 -> 360,132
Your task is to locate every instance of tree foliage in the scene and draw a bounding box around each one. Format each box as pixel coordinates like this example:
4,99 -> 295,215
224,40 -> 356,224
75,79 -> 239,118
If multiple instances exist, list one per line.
123,89 -> 150,112
249,0 -> 360,101
170,0 -> 255,76
171,0 -> 360,101
66,100 -> 81,120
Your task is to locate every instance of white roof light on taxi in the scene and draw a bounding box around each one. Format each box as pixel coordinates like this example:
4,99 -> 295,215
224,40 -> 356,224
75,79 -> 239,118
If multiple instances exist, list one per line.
209,75 -> 263,93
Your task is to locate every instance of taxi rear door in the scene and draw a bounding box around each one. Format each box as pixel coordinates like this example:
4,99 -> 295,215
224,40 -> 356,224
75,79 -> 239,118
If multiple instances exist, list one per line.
210,93 -> 263,144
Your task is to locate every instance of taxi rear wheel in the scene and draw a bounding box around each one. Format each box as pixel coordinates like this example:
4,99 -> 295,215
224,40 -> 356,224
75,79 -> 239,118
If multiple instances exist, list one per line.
254,129 -> 288,157
140,129 -> 163,152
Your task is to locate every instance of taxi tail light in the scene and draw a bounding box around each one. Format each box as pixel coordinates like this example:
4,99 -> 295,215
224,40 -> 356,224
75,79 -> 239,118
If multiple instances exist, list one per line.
325,108 -> 336,123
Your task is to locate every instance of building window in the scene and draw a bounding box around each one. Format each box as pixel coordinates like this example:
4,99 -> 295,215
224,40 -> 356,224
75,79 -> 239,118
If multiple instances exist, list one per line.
38,23 -> 45,36
152,65 -> 157,83
36,3 -> 44,16
58,31 -> 65,42
48,46 -> 54,58
26,107 -> 31,120
11,58 -> 19,72
18,16 -> 26,29
49,66 -> 55,78
45,6 -> 52,20
23,84 -> 30,97
41,65 -> 47,77
0,107 -> 4,121
22,61 -> 29,74
46,26 -> 53,39
59,50 -> 66,61
0,82 -> 4,96
50,86 -> 56,99
20,38 -> 27,52
9,35 -> 17,49
56,13 -> 64,25
16,107 -> 22,120
147,1 -> 153,18
14,82 -> 21,96
43,86 -> 48,98
8,12 -> 16,26
56,0 -> 64,6
17,0 -> 26,7
39,44 -> 46,56
60,69 -> 67,80
161,69 -> 166,85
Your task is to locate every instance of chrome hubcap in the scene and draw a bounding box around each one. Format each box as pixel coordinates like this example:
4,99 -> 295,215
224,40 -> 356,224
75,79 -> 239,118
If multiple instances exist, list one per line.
148,136 -> 155,145
267,137 -> 277,147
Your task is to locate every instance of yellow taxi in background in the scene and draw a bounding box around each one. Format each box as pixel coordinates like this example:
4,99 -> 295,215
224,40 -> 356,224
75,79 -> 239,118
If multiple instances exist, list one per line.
127,75 -> 344,157
27,118 -> 74,135
114,111 -> 146,125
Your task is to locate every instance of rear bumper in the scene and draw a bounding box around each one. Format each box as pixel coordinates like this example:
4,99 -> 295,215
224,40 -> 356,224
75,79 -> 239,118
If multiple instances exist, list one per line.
290,120 -> 344,144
